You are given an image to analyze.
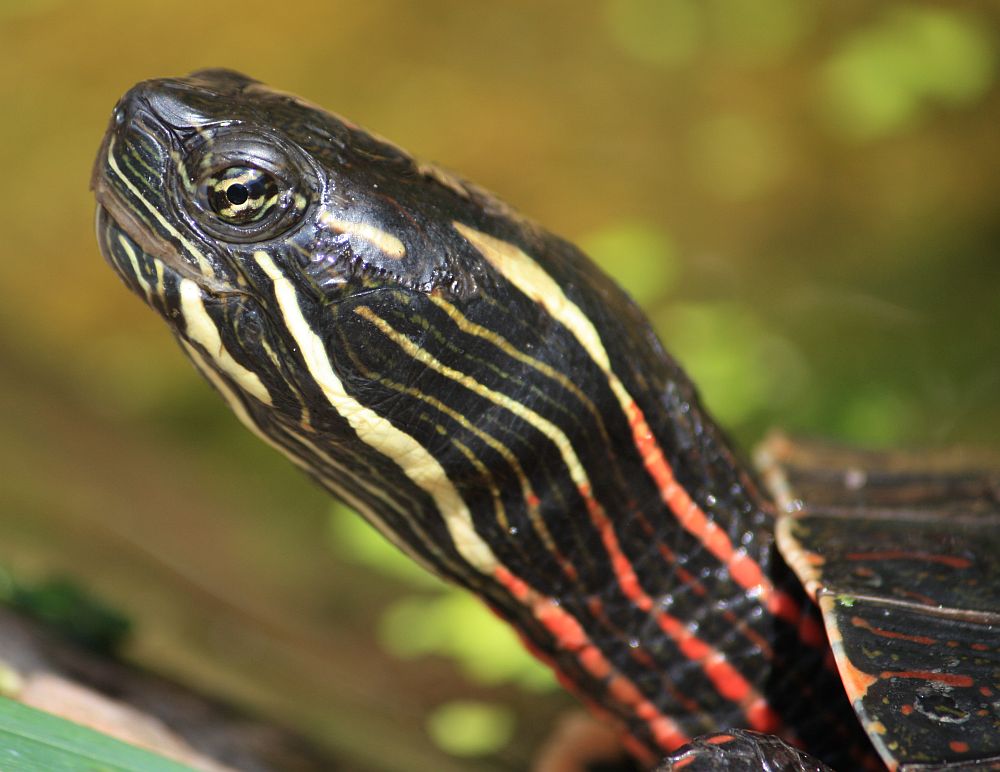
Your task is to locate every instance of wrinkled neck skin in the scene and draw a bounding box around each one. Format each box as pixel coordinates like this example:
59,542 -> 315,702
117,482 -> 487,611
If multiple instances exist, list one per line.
93,70 -> 867,768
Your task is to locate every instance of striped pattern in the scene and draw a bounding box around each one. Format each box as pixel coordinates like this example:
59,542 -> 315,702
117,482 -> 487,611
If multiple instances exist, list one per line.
93,71 -> 872,768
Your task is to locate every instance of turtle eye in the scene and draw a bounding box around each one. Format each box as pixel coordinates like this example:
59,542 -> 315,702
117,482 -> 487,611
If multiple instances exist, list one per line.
205,166 -> 280,225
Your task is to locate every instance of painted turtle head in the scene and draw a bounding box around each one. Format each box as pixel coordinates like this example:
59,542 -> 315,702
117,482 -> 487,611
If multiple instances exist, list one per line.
90,69 -> 645,581
92,69 -> 494,298
95,72 -> 869,767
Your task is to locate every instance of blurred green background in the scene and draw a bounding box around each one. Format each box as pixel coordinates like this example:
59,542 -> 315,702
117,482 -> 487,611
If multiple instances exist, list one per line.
1,1 -> 998,770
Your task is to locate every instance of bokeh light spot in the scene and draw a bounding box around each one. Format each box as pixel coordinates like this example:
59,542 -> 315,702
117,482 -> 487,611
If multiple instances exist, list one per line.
688,113 -> 789,201
653,302 -> 807,427
327,503 -> 444,588
426,700 -> 516,757
605,0 -> 703,68
711,0 -> 813,64
380,592 -> 555,690
581,221 -> 678,306
819,7 -> 996,141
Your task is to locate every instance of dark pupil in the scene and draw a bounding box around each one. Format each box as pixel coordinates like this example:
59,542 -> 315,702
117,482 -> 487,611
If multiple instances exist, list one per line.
207,167 -> 278,224
226,184 -> 249,205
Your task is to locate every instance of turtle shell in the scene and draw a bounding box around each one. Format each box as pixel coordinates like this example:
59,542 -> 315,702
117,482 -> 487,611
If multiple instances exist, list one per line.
757,434 -> 1000,771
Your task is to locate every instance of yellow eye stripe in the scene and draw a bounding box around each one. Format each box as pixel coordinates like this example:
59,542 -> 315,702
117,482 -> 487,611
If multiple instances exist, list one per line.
105,136 -> 217,279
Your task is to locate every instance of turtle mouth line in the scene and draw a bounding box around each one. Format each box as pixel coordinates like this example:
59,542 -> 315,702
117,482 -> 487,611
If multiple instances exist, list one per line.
93,190 -> 234,298
91,111 -> 241,298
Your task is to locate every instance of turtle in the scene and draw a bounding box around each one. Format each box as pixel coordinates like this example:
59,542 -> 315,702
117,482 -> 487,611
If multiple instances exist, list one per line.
90,70 -> 1000,771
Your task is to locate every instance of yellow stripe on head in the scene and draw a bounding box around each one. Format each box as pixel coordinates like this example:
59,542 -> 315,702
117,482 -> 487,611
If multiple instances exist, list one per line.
354,306 -> 592,493
319,213 -> 406,259
105,136 -> 217,279
454,222 -> 611,371
453,222 -> 641,461
252,250 -> 498,574
178,278 -> 272,405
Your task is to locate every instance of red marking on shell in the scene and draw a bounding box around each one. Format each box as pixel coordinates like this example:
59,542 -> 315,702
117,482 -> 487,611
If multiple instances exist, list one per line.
838,659 -> 878,700
844,550 -> 972,569
901,704 -> 913,716
897,588 -> 940,606
851,616 -> 936,646
971,642 -> 990,651
707,733 -> 736,745
880,671 -> 974,688
981,686 -> 994,697
949,741 -> 970,753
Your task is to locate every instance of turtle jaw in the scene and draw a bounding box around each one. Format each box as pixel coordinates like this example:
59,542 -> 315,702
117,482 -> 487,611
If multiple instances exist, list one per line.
93,201 -> 184,317
91,83 -> 247,322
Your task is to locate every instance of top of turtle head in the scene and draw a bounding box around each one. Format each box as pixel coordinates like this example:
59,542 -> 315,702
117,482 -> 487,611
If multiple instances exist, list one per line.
92,68 -> 510,311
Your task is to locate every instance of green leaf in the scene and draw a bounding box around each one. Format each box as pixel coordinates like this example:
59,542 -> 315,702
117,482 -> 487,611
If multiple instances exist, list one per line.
0,696 -> 198,771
